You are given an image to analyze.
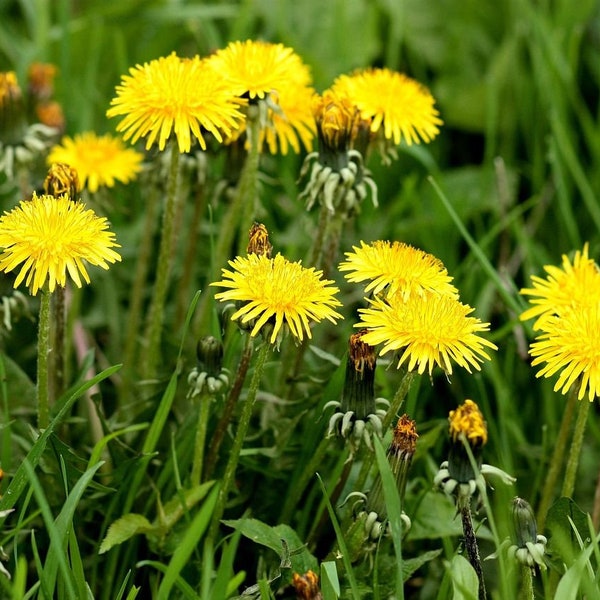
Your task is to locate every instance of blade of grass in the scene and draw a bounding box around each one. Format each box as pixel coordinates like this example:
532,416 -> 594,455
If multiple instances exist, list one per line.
373,435 -> 404,599
136,560 -> 200,600
156,483 -> 219,600
316,474 -> 361,600
22,460 -> 77,600
40,461 -> 104,596
0,363 -> 121,516
428,176 -> 525,317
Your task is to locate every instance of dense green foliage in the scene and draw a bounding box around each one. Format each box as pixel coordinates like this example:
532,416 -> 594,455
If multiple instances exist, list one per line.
0,0 -> 599,598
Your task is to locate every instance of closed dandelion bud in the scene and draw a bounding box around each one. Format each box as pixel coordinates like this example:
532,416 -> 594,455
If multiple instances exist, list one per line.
196,335 -> 224,377
389,414 -> 418,501
507,497 -> 547,570
447,399 -> 487,483
292,570 -> 322,600
188,336 -> 229,398
247,222 -> 272,257
44,163 -> 80,200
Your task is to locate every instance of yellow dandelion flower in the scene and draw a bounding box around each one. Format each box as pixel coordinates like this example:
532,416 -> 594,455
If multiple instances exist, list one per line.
0,71 -> 21,107
529,304 -> 600,401
0,193 -> 121,295
448,399 -> 488,446
47,132 -> 143,193
262,83 -> 316,155
107,52 -> 246,153
339,240 -> 458,300
206,40 -> 311,100
520,243 -> 600,329
357,292 -> 497,375
211,253 -> 342,344
332,68 -> 442,146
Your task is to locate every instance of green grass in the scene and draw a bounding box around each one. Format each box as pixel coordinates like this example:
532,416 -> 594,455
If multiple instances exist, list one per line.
0,0 -> 600,598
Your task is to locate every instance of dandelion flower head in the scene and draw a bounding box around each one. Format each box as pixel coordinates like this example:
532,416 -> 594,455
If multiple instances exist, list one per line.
520,243 -> 600,329
48,132 -> 143,193
332,68 -> 442,146
357,292 -> 497,375
339,240 -> 458,300
529,304 -> 600,401
107,52 -> 246,153
207,40 -> 312,100
0,193 -> 121,295
448,399 -> 488,446
211,253 -> 342,344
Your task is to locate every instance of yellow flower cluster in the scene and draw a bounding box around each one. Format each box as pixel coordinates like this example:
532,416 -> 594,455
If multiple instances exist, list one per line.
520,243 -> 600,401
341,240 -> 497,376
448,399 -> 488,446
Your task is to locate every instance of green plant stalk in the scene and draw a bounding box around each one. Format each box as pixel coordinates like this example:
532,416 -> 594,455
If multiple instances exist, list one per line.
175,184 -> 207,328
50,285 -> 66,403
280,432 -> 333,523
518,565 -> 534,600
308,203 -> 331,268
537,384 -> 578,529
190,391 -> 211,487
37,289 -> 51,429
195,106 -> 262,333
354,370 -> 415,493
561,393 -> 590,498
122,179 -> 160,387
460,499 -> 487,600
141,142 -> 181,379
208,341 -> 270,542
205,334 -> 254,480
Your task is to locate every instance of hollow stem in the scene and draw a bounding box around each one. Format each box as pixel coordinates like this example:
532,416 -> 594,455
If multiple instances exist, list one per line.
190,391 -> 211,487
561,392 -> 590,498
37,289 -> 51,429
208,340 -> 270,541
204,334 -> 254,480
141,141 -> 181,380
537,384 -> 578,529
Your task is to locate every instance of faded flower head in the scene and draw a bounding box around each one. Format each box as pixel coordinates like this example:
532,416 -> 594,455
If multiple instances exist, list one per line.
357,292 -> 497,376
0,193 -> 121,295
340,240 -> 458,300
47,132 -> 143,193
44,162 -> 80,200
107,52 -> 246,153
211,253 -> 342,345
246,222 -> 272,257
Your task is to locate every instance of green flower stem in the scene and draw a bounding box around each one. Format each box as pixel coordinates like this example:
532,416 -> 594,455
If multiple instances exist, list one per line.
175,183 -> 207,328
308,204 -> 331,268
280,431 -> 334,523
50,285 -> 66,403
37,289 -> 51,429
460,500 -> 487,600
190,390 -> 211,487
195,106 -> 262,333
205,334 -> 254,480
518,565 -> 534,600
141,141 -> 181,380
537,384 -> 578,530
354,370 -> 415,493
561,393 -> 590,498
208,341 -> 270,541
321,211 -> 345,278
121,180 -> 159,390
